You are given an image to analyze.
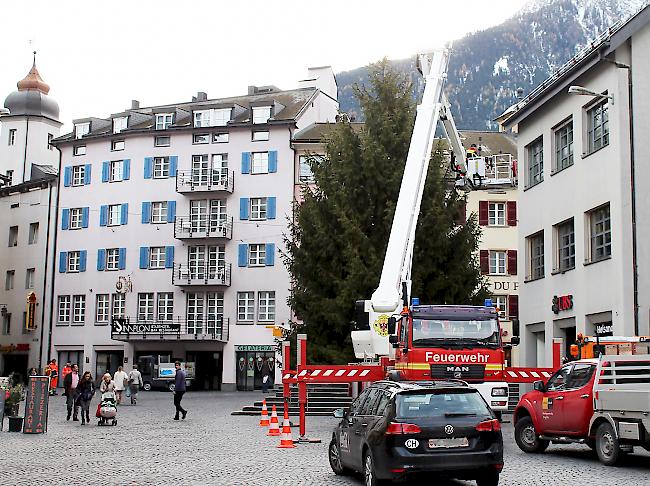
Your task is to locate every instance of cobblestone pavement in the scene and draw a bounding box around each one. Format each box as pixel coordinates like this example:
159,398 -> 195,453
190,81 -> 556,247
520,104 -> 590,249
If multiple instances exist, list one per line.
1,391 -> 650,485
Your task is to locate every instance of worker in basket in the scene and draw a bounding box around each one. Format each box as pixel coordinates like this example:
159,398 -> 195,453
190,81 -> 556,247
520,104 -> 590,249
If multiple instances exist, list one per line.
466,144 -> 479,159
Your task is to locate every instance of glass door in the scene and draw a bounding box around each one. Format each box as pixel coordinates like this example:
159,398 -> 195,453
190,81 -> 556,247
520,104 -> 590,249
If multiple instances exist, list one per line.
188,245 -> 206,280
58,350 -> 84,386
192,155 -> 209,186
190,200 -> 208,234
212,154 -> 228,185
209,199 -> 226,234
95,351 -> 124,383
186,292 -> 204,334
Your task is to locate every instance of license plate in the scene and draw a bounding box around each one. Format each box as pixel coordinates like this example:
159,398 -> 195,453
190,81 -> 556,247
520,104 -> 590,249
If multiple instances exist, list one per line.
428,438 -> 469,449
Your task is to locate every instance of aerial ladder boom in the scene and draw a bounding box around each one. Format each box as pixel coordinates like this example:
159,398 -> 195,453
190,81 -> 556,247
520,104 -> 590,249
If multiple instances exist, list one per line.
352,48 -> 469,359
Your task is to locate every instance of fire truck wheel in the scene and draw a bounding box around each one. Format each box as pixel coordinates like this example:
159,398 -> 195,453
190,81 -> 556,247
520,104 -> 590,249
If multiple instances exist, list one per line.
595,422 -> 620,466
514,416 -> 549,453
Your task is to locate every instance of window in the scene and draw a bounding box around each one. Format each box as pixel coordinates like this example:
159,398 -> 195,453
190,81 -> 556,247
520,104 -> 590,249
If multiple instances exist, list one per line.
258,291 -> 275,322
72,165 -> 85,186
25,268 -> 35,289
194,110 -> 210,128
72,295 -> 86,323
151,201 -> 168,223
8,226 -> 18,247
106,248 -> 120,271
149,247 -> 166,269
5,270 -> 14,290
194,108 -> 231,127
213,133 -> 229,143
73,145 -> 86,156
248,244 -> 266,266
566,363 -> 595,389
546,365 -> 571,391
74,122 -> 90,139
251,152 -> 269,174
589,204 -> 611,262
8,129 -> 16,145
489,251 -> 506,275
157,293 -> 174,321
299,155 -> 315,183
111,293 -> 126,319
588,100 -> 609,153
68,251 -> 81,273
488,202 -> 506,226
111,140 -> 125,151
213,108 -> 231,126
187,293 -> 205,333
108,204 -> 122,226
252,130 -> 269,141
526,137 -> 543,188
155,113 -> 173,130
69,208 -> 83,229
153,157 -> 170,178
96,294 -> 110,323
555,219 -> 575,272
154,135 -> 170,147
113,116 -> 128,134
48,133 -> 54,150
527,232 -> 544,280
5,170 -> 13,185
58,296 -> 71,323
193,133 -> 210,144
252,106 -> 272,124
237,292 -> 255,322
493,295 -> 507,318
250,198 -> 267,220
2,314 -> 10,335
28,223 -> 39,245
137,293 -> 155,321
554,121 -> 573,172
110,160 -> 124,182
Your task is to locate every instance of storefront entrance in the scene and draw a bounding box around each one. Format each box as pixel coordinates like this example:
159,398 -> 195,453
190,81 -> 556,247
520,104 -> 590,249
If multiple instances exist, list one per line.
96,351 -> 124,382
187,351 -> 223,390
1,354 -> 29,380
235,345 -> 275,391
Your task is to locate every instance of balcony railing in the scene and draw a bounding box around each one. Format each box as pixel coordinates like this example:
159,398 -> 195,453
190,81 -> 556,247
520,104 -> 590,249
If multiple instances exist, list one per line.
110,316 -> 229,342
171,263 -> 231,286
466,154 -> 516,186
176,168 -> 234,194
174,216 -> 233,240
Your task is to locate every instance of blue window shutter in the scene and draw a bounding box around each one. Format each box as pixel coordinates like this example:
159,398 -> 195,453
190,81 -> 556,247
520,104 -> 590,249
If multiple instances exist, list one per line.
167,201 -> 176,223
241,152 -> 251,174
121,203 -> 129,225
79,250 -> 87,272
141,202 -> 151,224
84,164 -> 92,185
165,246 -> 174,268
268,151 -> 278,173
97,249 -> 106,271
144,157 -> 153,179
238,244 -> 248,267
61,208 -> 70,230
267,197 -> 276,220
118,248 -> 127,270
265,243 -> 275,266
59,252 -> 67,273
123,159 -> 131,180
102,162 -> 110,182
239,198 -> 249,220
63,167 -> 72,187
99,205 -> 108,226
139,247 -> 149,269
169,156 -> 178,177
81,207 -> 89,228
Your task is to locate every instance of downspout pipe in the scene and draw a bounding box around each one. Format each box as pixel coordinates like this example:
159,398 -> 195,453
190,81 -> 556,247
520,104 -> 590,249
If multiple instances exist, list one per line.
46,145 -> 63,364
38,180 -> 54,371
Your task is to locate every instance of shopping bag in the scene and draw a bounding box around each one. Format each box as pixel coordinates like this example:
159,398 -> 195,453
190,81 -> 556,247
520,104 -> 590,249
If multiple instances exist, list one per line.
95,402 -> 102,418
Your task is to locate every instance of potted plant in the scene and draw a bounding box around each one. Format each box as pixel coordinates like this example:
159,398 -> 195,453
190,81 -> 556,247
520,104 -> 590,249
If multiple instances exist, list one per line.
2,373 -> 25,432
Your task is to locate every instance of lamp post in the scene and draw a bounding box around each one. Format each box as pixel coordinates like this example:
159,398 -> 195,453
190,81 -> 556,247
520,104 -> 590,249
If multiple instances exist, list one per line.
568,85 -> 614,105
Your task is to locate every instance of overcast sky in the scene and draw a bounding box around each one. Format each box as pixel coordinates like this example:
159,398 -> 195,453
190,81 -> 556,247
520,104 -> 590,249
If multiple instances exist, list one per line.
1,0 -> 530,131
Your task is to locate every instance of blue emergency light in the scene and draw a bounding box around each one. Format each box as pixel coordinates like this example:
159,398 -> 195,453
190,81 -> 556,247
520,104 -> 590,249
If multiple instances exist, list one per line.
411,297 -> 420,306
484,298 -> 493,308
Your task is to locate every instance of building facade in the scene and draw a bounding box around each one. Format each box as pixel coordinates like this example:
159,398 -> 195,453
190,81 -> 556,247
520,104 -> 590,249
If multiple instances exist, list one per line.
51,68 -> 338,390
504,6 -> 650,367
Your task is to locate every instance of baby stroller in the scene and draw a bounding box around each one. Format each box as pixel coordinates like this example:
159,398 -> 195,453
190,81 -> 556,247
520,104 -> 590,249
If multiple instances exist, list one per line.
96,391 -> 118,426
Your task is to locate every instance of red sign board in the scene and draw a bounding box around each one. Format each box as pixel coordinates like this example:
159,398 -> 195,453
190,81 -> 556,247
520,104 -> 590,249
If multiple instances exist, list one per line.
552,295 -> 573,314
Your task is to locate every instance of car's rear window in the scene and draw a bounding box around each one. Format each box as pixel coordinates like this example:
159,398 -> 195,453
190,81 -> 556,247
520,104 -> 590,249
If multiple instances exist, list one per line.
396,390 -> 490,418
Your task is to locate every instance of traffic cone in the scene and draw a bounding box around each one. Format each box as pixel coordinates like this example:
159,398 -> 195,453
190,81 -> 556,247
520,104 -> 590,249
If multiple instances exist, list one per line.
267,404 -> 281,436
259,400 -> 270,427
277,406 -> 296,448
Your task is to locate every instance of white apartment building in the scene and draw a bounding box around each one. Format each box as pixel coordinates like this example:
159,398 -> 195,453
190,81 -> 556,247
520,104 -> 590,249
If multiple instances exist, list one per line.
51,68 -> 338,391
503,5 -> 650,367
0,60 -> 61,376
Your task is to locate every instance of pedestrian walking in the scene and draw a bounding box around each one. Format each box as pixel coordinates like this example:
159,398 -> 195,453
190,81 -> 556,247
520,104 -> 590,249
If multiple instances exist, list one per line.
62,362 -> 72,382
113,366 -> 128,404
99,373 -> 116,394
45,359 -> 59,395
261,358 -> 272,394
76,372 -> 95,425
128,364 -> 143,405
63,364 -> 80,421
28,367 -> 38,376
173,361 -> 187,420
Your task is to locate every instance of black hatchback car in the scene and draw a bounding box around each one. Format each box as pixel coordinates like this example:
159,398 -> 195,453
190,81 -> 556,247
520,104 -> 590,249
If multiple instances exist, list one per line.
328,380 -> 503,486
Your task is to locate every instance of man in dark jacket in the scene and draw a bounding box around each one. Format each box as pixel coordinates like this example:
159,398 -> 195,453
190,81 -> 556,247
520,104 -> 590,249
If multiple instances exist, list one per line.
173,361 -> 187,420
63,364 -> 80,421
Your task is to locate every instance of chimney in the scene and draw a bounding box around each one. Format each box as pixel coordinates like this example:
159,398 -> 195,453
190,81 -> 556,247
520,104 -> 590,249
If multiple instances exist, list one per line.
196,91 -> 207,101
131,100 -> 140,110
248,86 -> 258,95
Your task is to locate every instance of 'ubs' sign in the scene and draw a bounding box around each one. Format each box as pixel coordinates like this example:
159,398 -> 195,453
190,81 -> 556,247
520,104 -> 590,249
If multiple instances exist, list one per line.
552,295 -> 573,314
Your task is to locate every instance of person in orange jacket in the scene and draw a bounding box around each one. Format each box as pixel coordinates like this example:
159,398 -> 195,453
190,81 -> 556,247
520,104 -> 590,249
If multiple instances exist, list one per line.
46,359 -> 59,395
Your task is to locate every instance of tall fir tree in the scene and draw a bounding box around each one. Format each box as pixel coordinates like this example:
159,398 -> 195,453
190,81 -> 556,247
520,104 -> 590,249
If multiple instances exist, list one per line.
285,59 -> 488,364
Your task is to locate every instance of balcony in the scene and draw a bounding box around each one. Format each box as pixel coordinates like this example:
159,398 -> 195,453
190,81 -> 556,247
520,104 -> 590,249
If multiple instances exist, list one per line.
174,216 -> 233,240
110,316 -> 229,342
171,263 -> 231,286
176,169 -> 234,194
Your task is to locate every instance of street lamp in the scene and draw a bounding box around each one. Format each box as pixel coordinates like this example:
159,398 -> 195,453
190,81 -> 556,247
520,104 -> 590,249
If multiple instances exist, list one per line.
568,85 -> 614,105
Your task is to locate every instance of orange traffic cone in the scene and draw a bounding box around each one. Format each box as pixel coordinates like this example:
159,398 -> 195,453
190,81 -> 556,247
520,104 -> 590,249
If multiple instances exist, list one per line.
267,404 -> 281,436
277,406 -> 296,448
259,400 -> 269,427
